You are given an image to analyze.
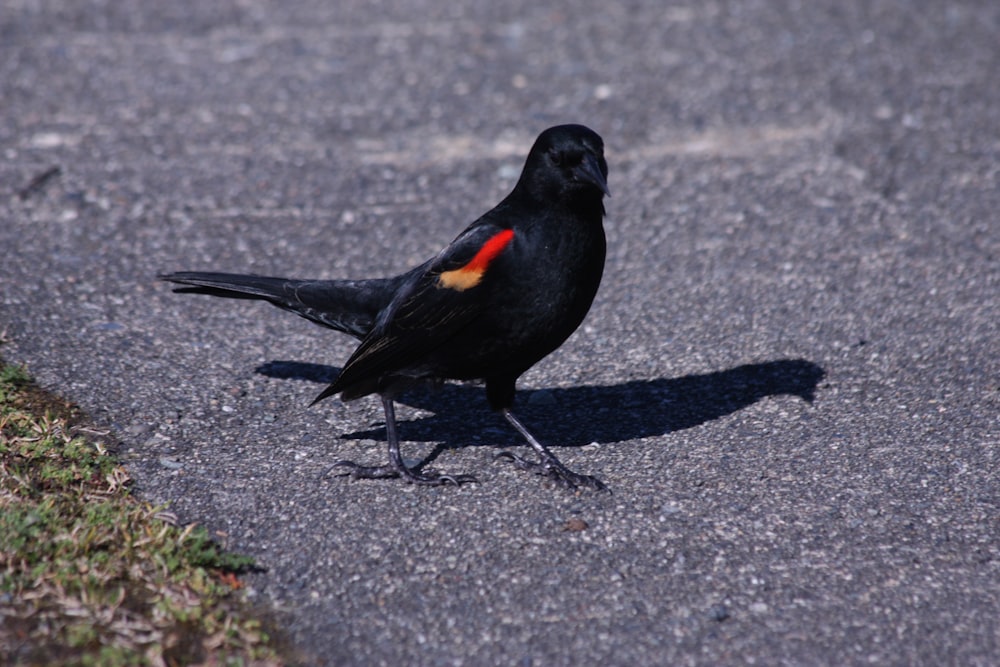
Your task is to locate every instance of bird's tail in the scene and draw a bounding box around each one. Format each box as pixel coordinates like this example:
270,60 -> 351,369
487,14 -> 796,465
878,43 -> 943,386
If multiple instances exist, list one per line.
159,271 -> 396,339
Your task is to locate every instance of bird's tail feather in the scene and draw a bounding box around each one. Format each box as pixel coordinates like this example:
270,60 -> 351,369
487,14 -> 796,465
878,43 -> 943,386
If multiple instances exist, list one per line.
159,271 -> 393,339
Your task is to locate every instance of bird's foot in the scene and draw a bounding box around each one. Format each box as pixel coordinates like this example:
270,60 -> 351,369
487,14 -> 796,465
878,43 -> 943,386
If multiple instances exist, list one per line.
327,460 -> 477,486
494,451 -> 608,492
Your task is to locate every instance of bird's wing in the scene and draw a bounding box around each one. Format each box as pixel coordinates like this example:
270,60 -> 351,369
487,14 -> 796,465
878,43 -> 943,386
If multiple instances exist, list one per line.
314,219 -> 517,402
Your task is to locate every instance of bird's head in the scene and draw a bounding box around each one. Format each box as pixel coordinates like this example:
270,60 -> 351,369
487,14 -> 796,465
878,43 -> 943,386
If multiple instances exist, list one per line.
516,124 -> 610,206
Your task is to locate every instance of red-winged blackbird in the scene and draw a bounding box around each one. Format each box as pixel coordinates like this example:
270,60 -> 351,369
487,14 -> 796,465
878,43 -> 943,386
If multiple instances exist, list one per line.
161,124 -> 609,490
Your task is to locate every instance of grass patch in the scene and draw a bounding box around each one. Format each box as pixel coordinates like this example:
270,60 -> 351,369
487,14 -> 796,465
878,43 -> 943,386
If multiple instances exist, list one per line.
0,361 -> 285,666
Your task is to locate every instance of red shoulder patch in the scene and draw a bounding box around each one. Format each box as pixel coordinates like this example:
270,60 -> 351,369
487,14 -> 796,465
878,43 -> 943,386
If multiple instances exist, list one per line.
438,229 -> 514,291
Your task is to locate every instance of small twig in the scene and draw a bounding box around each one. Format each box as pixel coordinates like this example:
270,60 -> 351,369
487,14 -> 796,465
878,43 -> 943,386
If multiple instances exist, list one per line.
73,426 -> 112,437
18,165 -> 62,200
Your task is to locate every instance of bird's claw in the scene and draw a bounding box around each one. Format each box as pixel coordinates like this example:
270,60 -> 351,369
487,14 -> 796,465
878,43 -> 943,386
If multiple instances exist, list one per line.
327,460 -> 477,486
494,451 -> 608,492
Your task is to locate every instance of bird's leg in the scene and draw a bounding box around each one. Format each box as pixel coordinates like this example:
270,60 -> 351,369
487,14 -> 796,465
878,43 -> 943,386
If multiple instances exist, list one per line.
494,409 -> 607,491
329,396 -> 476,486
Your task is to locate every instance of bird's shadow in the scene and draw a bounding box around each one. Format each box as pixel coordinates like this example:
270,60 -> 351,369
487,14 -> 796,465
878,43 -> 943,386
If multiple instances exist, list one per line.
255,359 -> 825,456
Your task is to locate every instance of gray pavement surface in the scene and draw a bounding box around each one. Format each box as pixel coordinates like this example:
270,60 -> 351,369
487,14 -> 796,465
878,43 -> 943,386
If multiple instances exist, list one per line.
3,1 -> 999,664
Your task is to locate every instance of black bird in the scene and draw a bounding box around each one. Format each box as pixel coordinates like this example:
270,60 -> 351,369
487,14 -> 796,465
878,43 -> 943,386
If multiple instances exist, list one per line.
161,124 -> 610,490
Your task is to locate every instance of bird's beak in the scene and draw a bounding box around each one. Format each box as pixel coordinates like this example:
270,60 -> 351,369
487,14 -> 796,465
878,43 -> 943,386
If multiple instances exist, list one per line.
577,153 -> 611,197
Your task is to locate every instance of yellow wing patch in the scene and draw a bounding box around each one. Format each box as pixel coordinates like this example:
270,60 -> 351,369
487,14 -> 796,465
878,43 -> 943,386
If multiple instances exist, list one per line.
438,267 -> 486,291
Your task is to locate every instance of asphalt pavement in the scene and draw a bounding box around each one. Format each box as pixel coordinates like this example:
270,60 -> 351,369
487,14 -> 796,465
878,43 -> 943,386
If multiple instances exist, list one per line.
2,1 -> 998,664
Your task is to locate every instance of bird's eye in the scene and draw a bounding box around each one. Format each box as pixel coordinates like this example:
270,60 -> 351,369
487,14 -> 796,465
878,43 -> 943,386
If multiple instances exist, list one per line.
549,149 -> 581,168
